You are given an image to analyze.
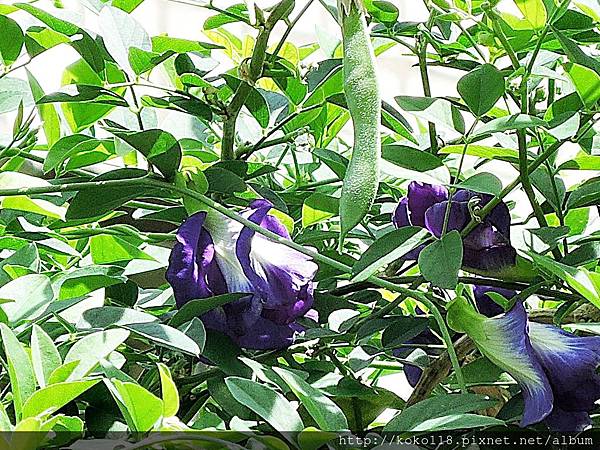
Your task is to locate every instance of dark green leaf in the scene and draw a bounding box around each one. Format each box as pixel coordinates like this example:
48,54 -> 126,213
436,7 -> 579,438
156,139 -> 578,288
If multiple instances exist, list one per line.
204,167 -> 247,194
382,145 -> 444,172
353,227 -> 430,282
418,231 -> 463,289
169,293 -> 246,328
38,85 -> 128,107
225,377 -> 304,432
107,129 -> 182,179
0,15 -> 24,65
384,393 -> 500,432
457,64 -> 505,116
66,168 -> 157,220
457,173 -> 503,196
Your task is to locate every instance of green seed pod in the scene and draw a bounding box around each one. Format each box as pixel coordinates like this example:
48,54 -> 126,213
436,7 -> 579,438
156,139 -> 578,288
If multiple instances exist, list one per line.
338,0 -> 381,244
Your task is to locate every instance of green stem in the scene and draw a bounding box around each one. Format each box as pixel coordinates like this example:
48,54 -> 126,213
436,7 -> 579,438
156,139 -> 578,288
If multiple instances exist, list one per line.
236,128 -> 306,159
270,0 -> 316,61
371,33 -> 416,53
221,0 -> 294,160
490,6 -> 562,259
251,102 -> 325,153
416,33 -> 438,155
442,120 -> 478,236
462,115 -> 595,237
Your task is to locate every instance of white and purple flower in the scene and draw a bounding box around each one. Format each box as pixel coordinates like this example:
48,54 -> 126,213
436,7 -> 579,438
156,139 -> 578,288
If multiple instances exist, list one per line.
166,199 -> 318,350
393,182 -> 516,271
448,293 -> 600,432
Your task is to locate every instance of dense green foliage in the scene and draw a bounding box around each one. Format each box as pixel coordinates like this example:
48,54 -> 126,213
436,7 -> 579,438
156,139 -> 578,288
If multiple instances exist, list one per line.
1,0 -> 600,447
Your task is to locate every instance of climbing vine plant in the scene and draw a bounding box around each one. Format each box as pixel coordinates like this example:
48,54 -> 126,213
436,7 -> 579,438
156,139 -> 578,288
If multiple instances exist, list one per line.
0,0 -> 600,446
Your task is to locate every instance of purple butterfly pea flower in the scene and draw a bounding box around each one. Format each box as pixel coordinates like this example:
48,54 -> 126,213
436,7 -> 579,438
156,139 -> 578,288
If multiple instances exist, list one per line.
165,199 -> 318,350
448,295 -> 600,432
392,182 -> 517,271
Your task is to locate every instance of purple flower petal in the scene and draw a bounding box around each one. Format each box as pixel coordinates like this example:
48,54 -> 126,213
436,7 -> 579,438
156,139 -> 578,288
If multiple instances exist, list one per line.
454,190 -> 511,237
407,182 -> 448,227
236,201 -> 318,317
529,322 -> 600,420
404,365 -> 423,387
491,304 -> 554,426
393,197 -> 410,228
423,200 -> 470,237
463,243 -> 517,271
544,407 -> 592,433
166,212 -> 228,307
449,299 -> 554,426
167,200 -> 318,351
473,285 -> 516,317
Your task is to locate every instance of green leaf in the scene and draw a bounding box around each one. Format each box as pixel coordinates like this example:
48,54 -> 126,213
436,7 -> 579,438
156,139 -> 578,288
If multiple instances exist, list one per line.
60,59 -> 126,132
567,177 -> 600,208
514,0 -> 547,28
440,144 -> 519,163
204,167 -> 247,194
157,363 -> 179,417
457,173 -> 503,196
381,316 -> 430,348
169,293 -> 246,328
21,380 -> 99,419
0,15 -> 24,65
90,234 -> 154,264
564,62 -> 600,108
78,306 -> 158,329
0,323 -> 36,421
48,361 -> 80,385
532,253 -> 600,309
382,145 -> 444,172
418,231 -> 463,289
395,96 -> 465,133
203,4 -> 249,29
141,95 -> 213,121
108,129 -> 181,178
302,193 -> 339,228
66,168 -> 156,220
31,325 -> 61,388
0,77 -> 34,114
45,136 -> 115,174
26,69 -> 61,147
107,380 -> 163,432
473,114 -> 547,137
128,47 -> 171,75
312,148 -> 348,178
98,5 -> 151,74
177,318 -> 206,355
151,36 -> 221,54
16,3 -> 79,35
0,274 -> 54,324
383,393 -> 500,432
225,377 -> 304,432
365,0 -> 399,24
457,64 -> 505,116
39,84 -> 128,107
223,74 -> 270,128
121,322 -> 200,356
272,367 -> 348,432
353,227 -> 430,282
554,28 -> 600,75
53,265 -> 126,300
64,329 -> 130,380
